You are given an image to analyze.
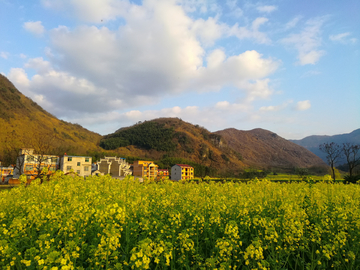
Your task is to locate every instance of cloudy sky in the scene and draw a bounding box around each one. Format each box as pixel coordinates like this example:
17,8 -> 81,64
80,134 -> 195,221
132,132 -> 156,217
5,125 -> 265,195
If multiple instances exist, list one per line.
1,0 -> 359,139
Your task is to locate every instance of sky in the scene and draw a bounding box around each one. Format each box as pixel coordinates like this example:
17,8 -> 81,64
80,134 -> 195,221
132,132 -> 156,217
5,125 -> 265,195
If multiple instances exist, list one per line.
0,0 -> 359,139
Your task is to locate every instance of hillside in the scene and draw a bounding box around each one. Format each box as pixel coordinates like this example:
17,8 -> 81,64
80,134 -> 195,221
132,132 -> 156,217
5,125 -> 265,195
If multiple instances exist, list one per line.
214,128 -> 326,169
101,118 -> 326,175
0,74 -> 102,164
290,129 -> 360,164
100,118 -> 246,175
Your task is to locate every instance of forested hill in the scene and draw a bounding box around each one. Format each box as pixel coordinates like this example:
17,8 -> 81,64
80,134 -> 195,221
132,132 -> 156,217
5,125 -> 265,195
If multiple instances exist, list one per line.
0,74 -> 102,164
100,118 -> 246,175
100,118 -> 326,175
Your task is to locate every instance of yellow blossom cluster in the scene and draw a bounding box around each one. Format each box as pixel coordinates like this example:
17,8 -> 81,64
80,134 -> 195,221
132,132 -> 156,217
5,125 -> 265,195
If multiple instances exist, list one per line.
1,173 -> 360,269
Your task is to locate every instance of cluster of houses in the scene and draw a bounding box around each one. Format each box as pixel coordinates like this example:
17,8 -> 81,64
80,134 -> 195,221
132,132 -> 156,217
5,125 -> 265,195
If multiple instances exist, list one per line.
0,148 -> 194,184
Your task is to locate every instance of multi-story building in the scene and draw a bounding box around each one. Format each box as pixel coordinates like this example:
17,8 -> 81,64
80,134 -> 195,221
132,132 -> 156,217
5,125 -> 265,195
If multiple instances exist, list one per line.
97,157 -> 132,178
13,148 -> 60,180
0,162 -> 14,183
60,155 -> 92,177
171,164 -> 194,181
132,160 -> 158,179
157,169 -> 169,180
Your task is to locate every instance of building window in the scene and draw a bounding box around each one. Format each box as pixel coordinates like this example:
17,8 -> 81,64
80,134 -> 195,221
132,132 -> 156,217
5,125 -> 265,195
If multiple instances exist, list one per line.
84,166 -> 89,172
68,157 -> 72,161
51,157 -> 58,163
25,165 -> 33,171
85,158 -> 89,162
77,170 -> 80,174
67,166 -> 72,171
77,162 -> 81,166
26,156 -> 34,162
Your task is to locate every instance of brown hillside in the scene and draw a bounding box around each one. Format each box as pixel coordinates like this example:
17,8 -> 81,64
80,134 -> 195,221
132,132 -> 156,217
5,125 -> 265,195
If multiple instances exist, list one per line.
101,117 -> 246,173
0,74 -> 102,163
215,128 -> 326,168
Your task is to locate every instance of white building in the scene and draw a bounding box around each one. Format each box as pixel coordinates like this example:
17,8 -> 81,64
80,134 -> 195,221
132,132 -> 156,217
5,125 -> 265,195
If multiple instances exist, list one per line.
97,157 -> 132,178
60,155 -> 92,177
13,148 -> 59,179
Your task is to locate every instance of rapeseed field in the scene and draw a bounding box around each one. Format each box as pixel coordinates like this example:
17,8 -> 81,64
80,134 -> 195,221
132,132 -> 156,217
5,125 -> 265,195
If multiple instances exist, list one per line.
1,172 -> 360,269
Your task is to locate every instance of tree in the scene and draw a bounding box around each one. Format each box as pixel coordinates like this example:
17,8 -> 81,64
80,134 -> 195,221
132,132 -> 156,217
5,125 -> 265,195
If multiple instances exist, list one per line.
319,142 -> 342,180
4,130 -> 67,183
342,143 -> 360,177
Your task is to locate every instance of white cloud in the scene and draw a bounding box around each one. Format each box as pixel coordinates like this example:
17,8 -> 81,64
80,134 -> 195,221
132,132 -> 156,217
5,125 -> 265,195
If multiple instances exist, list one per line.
0,52 -> 9,59
8,0 -> 281,130
191,16 -> 227,46
229,17 -> 271,44
259,100 -> 292,111
284,16 -> 302,30
295,100 -> 311,111
281,17 -> 326,65
23,21 -> 45,36
329,32 -> 357,44
257,5 -> 277,13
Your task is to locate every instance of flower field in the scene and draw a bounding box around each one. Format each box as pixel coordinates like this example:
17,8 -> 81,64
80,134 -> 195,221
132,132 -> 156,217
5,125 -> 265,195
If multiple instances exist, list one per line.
1,173 -> 360,269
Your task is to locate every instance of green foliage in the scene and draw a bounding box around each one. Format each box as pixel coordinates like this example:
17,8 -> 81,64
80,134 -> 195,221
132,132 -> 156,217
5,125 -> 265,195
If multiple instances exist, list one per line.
343,174 -> 360,184
242,168 -> 270,179
100,122 -> 176,151
221,154 -> 230,162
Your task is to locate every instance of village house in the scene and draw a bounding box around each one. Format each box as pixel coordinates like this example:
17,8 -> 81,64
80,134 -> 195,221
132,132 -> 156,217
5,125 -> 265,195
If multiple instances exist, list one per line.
132,160 -> 158,179
0,162 -> 14,183
171,164 -> 194,181
157,169 -> 169,180
97,157 -> 132,178
13,148 -> 60,180
60,155 -> 92,177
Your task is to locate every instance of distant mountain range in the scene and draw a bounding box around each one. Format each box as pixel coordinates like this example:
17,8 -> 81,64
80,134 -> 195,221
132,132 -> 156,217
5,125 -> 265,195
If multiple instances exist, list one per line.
1,74 -> 332,175
290,129 -> 360,165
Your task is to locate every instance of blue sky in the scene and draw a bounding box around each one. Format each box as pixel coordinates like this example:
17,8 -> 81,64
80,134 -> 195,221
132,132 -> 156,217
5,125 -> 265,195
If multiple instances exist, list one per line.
1,0 -> 359,139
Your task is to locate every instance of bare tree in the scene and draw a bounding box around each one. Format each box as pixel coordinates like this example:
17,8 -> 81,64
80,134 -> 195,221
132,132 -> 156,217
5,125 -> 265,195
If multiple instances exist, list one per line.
5,130 -> 66,183
319,142 -> 342,180
342,143 -> 360,177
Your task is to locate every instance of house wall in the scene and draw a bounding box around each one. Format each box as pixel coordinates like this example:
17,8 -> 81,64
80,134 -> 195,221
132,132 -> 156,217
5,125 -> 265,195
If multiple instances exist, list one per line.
13,152 -> 59,179
61,156 -> 92,177
133,160 -> 158,179
171,165 -> 194,181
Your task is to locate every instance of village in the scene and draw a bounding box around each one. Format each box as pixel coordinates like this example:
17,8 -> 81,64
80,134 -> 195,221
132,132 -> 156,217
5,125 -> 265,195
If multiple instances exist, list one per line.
0,148 -> 194,184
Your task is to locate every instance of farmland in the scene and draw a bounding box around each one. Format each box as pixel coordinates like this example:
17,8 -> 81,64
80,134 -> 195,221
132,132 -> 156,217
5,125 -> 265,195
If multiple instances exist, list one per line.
1,173 -> 359,269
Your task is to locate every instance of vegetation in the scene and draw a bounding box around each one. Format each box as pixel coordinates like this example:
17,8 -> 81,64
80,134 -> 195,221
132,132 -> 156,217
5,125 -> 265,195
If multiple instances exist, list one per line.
100,121 -> 177,152
1,174 -> 360,269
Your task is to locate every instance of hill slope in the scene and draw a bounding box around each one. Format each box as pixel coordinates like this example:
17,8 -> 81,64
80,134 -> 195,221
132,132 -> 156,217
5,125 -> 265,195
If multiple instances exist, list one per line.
0,74 -> 102,163
290,129 -> 360,164
214,128 -> 325,169
100,118 -> 246,175
101,118 -> 325,175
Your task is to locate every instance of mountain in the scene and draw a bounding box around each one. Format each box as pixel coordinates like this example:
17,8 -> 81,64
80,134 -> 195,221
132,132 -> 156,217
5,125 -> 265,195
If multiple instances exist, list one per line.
101,118 -> 326,175
290,129 -> 360,164
214,128 -> 325,169
0,74 -> 102,164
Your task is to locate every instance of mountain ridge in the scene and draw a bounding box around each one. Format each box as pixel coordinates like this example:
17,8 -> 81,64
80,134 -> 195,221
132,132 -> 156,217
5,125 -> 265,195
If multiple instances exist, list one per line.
290,129 -> 360,164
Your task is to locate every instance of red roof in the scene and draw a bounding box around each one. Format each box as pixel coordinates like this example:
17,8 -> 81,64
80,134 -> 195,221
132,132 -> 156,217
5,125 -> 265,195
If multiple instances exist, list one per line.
175,164 -> 193,168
